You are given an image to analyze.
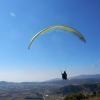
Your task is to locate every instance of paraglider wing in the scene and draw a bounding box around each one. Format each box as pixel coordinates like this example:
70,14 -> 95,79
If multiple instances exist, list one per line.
28,25 -> 86,49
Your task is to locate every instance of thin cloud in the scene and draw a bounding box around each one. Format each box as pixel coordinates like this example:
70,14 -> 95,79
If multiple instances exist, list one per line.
10,12 -> 16,17
91,65 -> 98,68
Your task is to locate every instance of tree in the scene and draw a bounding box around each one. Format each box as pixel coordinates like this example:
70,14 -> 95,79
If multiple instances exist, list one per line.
64,92 -> 84,100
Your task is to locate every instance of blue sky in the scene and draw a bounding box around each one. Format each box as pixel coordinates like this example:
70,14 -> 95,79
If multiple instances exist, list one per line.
0,0 -> 100,82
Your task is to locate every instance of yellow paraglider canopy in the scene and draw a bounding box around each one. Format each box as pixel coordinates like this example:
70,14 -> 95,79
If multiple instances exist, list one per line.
28,25 -> 86,49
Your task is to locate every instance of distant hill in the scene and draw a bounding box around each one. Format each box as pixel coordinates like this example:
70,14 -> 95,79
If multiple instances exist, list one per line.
53,83 -> 100,95
0,74 -> 100,86
69,74 -> 100,79
43,74 -> 100,83
41,74 -> 100,85
41,78 -> 100,85
1,79 -> 100,86
0,81 -> 14,85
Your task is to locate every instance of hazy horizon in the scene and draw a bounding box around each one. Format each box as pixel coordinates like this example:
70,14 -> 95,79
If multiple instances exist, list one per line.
0,74 -> 100,83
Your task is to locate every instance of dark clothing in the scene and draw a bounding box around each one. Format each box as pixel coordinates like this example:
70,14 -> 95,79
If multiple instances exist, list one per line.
62,71 -> 67,80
